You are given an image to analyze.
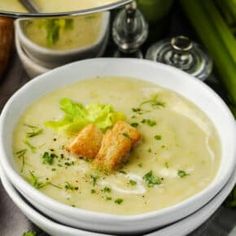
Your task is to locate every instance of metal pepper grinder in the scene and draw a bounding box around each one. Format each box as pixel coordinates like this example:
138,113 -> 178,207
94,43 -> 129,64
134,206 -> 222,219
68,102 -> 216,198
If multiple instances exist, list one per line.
112,1 -> 148,58
146,35 -> 213,81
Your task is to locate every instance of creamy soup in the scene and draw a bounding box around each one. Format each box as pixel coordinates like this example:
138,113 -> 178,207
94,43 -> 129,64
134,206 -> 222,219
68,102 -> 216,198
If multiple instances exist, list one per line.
0,0 -> 119,13
23,14 -> 103,50
13,77 -> 221,215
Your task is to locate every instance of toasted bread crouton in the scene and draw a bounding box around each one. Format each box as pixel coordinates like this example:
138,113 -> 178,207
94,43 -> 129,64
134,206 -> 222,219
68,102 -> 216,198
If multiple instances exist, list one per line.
94,121 -> 141,172
67,124 -> 103,159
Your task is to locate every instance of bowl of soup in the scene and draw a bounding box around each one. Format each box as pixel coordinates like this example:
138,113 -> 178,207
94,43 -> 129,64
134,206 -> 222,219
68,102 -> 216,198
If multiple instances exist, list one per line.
0,58 -> 235,234
15,34 -> 50,78
15,12 -> 110,68
0,0 -> 131,15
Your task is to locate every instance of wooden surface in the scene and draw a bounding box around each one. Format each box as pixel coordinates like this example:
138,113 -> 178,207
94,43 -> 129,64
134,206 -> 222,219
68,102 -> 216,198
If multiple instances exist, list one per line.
0,51 -> 29,111
0,17 -> 14,78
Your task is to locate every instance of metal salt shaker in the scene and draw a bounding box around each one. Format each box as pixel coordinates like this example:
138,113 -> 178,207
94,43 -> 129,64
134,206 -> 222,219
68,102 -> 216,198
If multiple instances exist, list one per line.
146,35 -> 213,81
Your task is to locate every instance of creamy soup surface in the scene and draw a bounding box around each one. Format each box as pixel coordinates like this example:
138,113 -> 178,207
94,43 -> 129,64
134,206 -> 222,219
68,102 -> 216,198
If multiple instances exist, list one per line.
13,77 -> 221,215
0,0 -> 118,13
23,14 -> 103,50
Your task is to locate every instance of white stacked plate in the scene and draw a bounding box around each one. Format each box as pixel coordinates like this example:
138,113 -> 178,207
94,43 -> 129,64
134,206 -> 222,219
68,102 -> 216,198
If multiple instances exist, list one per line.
0,59 -> 236,235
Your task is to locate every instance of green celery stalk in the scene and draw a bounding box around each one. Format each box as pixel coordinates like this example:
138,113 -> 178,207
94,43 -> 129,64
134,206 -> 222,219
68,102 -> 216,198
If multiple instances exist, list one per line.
202,0 -> 236,64
180,0 -> 236,106
223,0 -> 236,23
232,27 -> 236,35
136,0 -> 173,23
181,0 -> 236,208
215,0 -> 235,26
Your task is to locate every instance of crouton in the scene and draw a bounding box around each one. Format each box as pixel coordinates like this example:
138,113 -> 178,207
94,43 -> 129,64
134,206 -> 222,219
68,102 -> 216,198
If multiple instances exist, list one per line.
67,124 -> 103,159
94,121 -> 141,172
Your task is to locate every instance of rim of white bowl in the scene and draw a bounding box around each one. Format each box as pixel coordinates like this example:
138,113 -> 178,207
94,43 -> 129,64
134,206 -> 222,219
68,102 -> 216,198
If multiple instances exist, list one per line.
0,58 -> 235,224
0,169 -> 108,236
15,32 -> 50,73
0,0 -> 131,18
15,12 -> 110,56
2,161 -> 236,236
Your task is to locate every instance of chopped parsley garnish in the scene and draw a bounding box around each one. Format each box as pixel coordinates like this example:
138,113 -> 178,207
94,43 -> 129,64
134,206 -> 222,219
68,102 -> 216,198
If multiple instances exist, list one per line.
90,175 -> 99,186
42,152 -> 57,165
131,122 -> 139,127
45,19 -> 74,46
48,182 -> 62,189
106,197 -> 112,201
64,18 -> 74,30
91,189 -> 96,194
46,19 -> 60,46
154,135 -> 162,140
24,124 -> 43,138
148,148 -> 152,153
23,231 -> 37,236
28,171 -> 47,189
24,139 -> 37,153
114,198 -> 124,205
16,149 -> 27,172
143,171 -> 163,187
131,94 -> 165,116
138,163 -> 143,168
64,182 -> 79,191
178,170 -> 189,178
64,161 -> 75,166
140,94 -> 166,109
165,162 -> 169,168
103,186 -> 112,193
129,180 -> 137,186
141,119 -> 156,127
132,107 -> 142,113
16,149 -> 27,157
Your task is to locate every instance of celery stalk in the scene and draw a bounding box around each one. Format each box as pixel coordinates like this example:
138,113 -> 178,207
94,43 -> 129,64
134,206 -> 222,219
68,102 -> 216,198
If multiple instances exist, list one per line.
180,0 -> 236,106
181,0 -> 236,209
201,0 -> 236,64
223,0 -> 236,23
215,0 -> 235,26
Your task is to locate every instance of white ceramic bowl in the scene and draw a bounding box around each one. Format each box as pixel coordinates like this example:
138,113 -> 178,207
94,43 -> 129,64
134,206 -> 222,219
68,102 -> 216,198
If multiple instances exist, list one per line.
1,152 -> 236,236
0,171 -> 106,236
15,13 -> 110,68
0,59 -> 235,234
15,33 -> 50,78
